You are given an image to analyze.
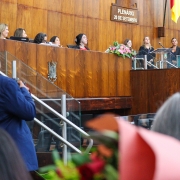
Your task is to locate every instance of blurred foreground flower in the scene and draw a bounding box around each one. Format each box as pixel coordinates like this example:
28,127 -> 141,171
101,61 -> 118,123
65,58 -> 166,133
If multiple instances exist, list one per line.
38,130 -> 118,180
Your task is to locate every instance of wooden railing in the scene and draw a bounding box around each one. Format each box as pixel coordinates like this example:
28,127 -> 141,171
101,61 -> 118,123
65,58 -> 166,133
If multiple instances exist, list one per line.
0,39 -> 131,98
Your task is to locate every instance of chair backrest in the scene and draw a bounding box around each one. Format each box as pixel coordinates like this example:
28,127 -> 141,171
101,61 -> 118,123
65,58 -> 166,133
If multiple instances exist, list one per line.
67,44 -> 78,49
35,130 -> 52,152
10,36 -> 29,42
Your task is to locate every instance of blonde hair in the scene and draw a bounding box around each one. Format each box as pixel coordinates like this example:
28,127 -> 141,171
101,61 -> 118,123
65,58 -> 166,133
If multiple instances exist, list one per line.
143,36 -> 152,49
0,23 -> 8,36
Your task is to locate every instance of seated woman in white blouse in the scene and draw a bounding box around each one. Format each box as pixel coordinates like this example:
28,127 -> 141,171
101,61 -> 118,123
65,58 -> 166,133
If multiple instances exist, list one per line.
0,23 -> 9,39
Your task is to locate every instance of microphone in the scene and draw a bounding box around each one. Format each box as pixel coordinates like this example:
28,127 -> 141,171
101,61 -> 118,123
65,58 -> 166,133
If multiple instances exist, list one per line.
159,42 -> 165,48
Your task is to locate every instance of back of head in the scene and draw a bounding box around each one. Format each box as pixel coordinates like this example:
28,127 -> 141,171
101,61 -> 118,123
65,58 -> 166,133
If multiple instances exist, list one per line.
0,128 -> 32,180
14,28 -> 24,37
0,23 -> 7,35
75,33 -> 84,45
34,33 -> 46,44
152,92 -> 180,140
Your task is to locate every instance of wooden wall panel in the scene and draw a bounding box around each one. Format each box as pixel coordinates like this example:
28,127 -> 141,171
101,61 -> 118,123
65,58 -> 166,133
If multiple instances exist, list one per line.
47,0 -> 61,12
1,0 -> 180,52
61,0 -> 75,14
84,51 -> 93,97
130,70 -> 148,114
16,5 -> 32,37
18,0 -> 33,7
0,2 -> 17,31
131,69 -> 180,115
0,39 -> 131,97
92,52 -> 101,96
60,14 -> 75,47
33,0 -> 47,9
47,11 -> 63,40
99,52 -> 109,96
57,48 -> 67,92
31,8 -> 47,37
108,53 -> 116,96
65,48 -> 75,97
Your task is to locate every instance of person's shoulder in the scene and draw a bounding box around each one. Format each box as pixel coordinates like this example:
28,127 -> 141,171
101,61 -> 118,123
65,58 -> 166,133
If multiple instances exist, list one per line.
0,76 -> 17,91
139,45 -> 144,50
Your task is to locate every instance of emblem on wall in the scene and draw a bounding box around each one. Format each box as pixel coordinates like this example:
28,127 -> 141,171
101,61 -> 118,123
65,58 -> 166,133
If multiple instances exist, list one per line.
48,61 -> 57,83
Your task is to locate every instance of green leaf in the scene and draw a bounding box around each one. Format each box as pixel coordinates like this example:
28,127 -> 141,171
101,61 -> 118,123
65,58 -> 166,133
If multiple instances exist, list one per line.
38,165 -> 57,173
104,164 -> 118,180
71,153 -> 91,166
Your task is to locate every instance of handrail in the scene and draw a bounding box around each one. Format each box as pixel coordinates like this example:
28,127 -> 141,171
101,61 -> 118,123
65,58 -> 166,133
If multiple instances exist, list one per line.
32,94 -> 93,153
0,70 -> 93,154
34,118 -> 82,153
156,60 -> 178,68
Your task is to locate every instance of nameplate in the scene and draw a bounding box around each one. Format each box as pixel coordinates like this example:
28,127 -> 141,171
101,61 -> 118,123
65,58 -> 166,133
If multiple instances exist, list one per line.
111,5 -> 139,24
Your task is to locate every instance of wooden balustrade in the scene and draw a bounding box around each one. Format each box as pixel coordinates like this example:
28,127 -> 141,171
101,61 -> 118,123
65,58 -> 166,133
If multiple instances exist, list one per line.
0,39 -> 131,98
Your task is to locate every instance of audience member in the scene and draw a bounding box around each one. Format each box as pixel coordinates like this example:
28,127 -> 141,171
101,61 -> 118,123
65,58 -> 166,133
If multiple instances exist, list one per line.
0,75 -> 38,171
14,28 -> 27,37
74,33 -> 89,50
152,92 -> 180,140
124,39 -> 132,50
49,36 -> 61,47
138,36 -> 155,69
0,128 -> 33,180
168,37 -> 180,67
33,33 -> 47,44
0,23 -> 9,39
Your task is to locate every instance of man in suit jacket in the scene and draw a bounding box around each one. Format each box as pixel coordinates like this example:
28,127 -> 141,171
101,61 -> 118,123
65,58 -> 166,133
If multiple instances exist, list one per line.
0,75 -> 38,171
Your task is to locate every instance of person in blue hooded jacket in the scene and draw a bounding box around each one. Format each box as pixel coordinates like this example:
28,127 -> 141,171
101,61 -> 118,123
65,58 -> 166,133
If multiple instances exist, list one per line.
0,75 -> 38,171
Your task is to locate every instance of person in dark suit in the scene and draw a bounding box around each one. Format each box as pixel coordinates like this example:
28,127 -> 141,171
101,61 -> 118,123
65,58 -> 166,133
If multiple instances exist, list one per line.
168,37 -> 180,67
138,36 -> 155,69
0,75 -> 38,171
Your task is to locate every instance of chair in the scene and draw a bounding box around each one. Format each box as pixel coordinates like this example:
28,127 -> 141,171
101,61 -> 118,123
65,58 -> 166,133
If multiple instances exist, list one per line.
35,130 -> 52,152
67,45 -> 78,49
10,36 -> 29,42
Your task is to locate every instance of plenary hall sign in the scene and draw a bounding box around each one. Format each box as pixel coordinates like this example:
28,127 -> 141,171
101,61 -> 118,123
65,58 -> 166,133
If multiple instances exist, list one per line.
111,5 -> 139,24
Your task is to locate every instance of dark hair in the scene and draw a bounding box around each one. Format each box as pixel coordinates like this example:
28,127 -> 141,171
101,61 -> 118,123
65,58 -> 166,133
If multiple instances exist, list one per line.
152,92 -> 180,140
0,128 -> 32,180
124,39 -> 130,45
50,36 -> 58,43
14,28 -> 25,37
33,33 -> 47,44
75,33 -> 84,45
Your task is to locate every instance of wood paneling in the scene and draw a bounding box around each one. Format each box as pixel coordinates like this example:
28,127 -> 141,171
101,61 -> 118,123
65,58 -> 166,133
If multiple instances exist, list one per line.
130,69 -> 180,115
0,0 -> 179,52
0,39 -> 131,98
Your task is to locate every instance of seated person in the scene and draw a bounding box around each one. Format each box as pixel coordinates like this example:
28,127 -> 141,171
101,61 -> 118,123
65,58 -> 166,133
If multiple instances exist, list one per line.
33,33 -> 48,44
14,28 -> 27,37
124,39 -> 132,50
49,36 -> 62,47
68,33 -> 89,50
0,23 -> 9,39
167,37 -> 180,68
138,36 -> 155,69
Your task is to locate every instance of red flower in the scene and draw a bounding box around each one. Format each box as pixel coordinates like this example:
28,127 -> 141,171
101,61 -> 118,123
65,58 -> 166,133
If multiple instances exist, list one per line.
56,168 -> 63,178
78,156 -> 105,180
